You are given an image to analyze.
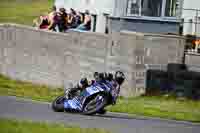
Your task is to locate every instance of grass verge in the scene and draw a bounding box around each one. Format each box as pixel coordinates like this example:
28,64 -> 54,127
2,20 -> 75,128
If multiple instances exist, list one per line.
0,118 -> 110,133
107,96 -> 200,122
0,74 -> 200,123
0,74 -> 63,102
0,0 -> 54,25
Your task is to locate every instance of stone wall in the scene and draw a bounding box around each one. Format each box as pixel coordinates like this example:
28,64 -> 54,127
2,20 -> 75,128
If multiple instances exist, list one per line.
0,24 -> 185,97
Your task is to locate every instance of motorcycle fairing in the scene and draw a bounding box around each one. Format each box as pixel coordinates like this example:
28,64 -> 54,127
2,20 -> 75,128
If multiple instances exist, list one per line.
64,81 -> 113,111
85,81 -> 112,96
64,97 -> 82,111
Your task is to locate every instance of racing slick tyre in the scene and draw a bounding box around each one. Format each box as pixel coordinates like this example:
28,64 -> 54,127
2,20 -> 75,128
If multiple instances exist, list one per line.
52,95 -> 66,112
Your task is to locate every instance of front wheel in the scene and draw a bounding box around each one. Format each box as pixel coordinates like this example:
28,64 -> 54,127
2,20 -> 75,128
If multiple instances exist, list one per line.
82,93 -> 108,115
52,95 -> 66,112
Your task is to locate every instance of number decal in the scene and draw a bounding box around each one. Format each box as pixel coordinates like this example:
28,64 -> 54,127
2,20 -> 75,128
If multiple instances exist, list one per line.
86,86 -> 99,94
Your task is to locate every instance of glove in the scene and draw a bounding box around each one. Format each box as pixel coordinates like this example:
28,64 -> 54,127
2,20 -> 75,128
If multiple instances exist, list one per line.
65,89 -> 70,99
65,88 -> 76,99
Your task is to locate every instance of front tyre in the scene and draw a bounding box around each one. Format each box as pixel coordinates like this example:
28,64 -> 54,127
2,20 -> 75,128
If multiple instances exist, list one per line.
52,95 -> 66,112
82,93 -> 108,115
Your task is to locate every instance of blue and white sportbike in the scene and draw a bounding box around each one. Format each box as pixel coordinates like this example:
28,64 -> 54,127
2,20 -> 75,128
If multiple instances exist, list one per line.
52,71 -> 125,115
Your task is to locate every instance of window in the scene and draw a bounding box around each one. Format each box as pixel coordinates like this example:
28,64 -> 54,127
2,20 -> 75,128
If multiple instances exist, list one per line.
127,0 -> 140,16
126,0 -> 180,17
165,0 -> 179,17
141,0 -> 163,17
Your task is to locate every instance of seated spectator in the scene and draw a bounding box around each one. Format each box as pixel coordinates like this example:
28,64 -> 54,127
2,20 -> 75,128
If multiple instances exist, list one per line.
77,11 -> 85,25
78,11 -> 84,24
33,12 -> 49,30
47,5 -> 58,31
57,8 -> 68,32
68,9 -> 82,29
33,6 -> 58,31
33,7 -> 92,33
67,8 -> 75,26
76,10 -> 91,31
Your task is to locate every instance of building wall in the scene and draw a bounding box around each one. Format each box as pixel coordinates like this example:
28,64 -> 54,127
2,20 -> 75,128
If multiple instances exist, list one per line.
182,0 -> 200,36
182,0 -> 200,12
0,24 -> 185,97
110,0 -> 183,35
58,0 -> 115,15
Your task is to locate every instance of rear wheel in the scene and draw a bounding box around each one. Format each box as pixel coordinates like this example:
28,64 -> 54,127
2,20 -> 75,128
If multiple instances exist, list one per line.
82,93 -> 108,115
52,95 -> 66,112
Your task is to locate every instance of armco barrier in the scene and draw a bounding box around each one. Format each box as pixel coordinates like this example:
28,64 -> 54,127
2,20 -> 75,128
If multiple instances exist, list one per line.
0,23 -> 185,97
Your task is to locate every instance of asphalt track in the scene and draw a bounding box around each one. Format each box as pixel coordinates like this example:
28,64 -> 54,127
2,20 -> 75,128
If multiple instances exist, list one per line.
0,96 -> 200,133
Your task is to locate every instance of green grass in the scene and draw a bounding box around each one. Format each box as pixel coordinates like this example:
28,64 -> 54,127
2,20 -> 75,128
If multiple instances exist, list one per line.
107,96 -> 200,122
0,0 -> 54,25
0,74 -> 63,102
0,118 -> 110,133
0,74 -> 200,123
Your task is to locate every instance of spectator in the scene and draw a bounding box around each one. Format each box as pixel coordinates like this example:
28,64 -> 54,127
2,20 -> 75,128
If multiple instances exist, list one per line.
57,8 -> 68,32
47,5 -> 58,31
76,10 -> 91,31
67,8 -> 77,28
33,7 -> 92,32
75,11 -> 83,26
78,11 -> 84,24
84,10 -> 92,30
33,12 -> 49,30
68,9 -> 82,29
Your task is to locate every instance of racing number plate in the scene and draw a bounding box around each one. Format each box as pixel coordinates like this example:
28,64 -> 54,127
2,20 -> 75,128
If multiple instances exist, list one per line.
86,86 -> 99,95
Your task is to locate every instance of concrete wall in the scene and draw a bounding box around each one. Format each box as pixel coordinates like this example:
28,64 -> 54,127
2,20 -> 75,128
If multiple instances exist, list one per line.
0,24 -> 185,97
185,52 -> 200,72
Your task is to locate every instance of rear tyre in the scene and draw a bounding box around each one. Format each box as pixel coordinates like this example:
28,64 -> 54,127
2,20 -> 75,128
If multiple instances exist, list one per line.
52,95 -> 66,112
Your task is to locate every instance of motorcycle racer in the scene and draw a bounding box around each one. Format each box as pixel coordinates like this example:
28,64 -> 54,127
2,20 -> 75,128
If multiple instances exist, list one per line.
64,71 -> 125,114
65,72 -> 99,99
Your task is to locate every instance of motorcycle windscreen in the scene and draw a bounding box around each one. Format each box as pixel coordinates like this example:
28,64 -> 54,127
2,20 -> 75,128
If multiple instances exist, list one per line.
64,98 -> 82,111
